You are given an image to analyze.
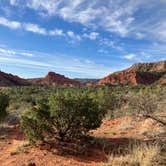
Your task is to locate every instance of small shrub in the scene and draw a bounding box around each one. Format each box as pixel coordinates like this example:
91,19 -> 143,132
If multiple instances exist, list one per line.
120,131 -> 127,135
129,89 -> 166,126
129,89 -> 158,116
21,92 -> 106,143
112,132 -> 116,135
0,92 -> 9,121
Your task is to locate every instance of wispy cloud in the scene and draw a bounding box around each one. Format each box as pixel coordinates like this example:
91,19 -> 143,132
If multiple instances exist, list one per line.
0,48 -> 16,56
49,29 -> 65,36
0,16 -> 83,42
0,46 -> 112,78
67,31 -> 81,42
23,23 -> 47,35
83,32 -> 99,40
9,0 -> 136,37
99,38 -> 123,51
0,16 -> 121,50
0,16 -> 21,29
135,32 -> 145,39
0,47 -> 35,57
124,53 -> 137,60
7,0 -> 166,42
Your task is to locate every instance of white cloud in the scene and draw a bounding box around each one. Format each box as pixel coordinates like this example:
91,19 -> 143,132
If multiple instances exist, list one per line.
124,54 -> 137,60
67,31 -> 81,41
0,16 -> 82,42
21,52 -> 34,57
0,17 -> 21,29
27,0 -> 61,16
156,22 -> 166,41
135,32 -> 145,39
9,0 -> 18,5
23,23 -> 47,35
0,48 -> 16,56
0,47 -> 36,57
49,29 -> 64,36
8,0 -> 166,42
83,32 -> 99,40
0,56 -> 54,68
99,38 -> 123,51
8,0 -> 140,37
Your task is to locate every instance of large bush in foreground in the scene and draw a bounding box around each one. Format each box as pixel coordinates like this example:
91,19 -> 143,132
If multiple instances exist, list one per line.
21,92 -> 106,143
0,92 -> 9,121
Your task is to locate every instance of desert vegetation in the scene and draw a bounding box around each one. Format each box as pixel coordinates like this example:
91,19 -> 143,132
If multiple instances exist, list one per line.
21,92 -> 106,143
0,92 -> 9,121
0,85 -> 165,165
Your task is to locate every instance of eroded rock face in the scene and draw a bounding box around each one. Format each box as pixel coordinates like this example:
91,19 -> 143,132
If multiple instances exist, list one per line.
27,72 -> 80,86
0,71 -> 30,86
97,61 -> 166,86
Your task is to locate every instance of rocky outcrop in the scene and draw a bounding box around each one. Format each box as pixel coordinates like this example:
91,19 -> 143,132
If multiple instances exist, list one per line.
1,60 -> 165,87
97,61 -> 166,86
0,71 -> 30,86
27,72 -> 80,86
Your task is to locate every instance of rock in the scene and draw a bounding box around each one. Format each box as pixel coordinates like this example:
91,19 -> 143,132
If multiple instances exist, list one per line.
27,162 -> 36,166
97,60 -> 166,86
27,71 -> 81,87
10,151 -> 18,156
0,71 -> 30,87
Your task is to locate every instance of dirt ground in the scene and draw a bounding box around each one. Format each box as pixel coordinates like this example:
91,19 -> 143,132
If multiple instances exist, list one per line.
0,116 -> 164,166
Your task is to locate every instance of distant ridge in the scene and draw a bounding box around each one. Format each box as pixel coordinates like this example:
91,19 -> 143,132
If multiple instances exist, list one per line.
0,71 -> 30,86
0,60 -> 166,87
27,72 -> 80,86
97,60 -> 166,86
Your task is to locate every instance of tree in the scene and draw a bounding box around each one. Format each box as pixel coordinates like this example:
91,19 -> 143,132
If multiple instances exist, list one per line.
21,92 -> 106,143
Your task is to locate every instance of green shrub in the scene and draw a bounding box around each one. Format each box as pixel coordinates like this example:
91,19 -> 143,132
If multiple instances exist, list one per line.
20,92 -> 106,143
90,87 -> 121,119
0,92 -> 9,121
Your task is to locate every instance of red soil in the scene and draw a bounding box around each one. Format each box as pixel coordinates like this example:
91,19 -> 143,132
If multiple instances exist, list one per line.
0,116 -> 158,166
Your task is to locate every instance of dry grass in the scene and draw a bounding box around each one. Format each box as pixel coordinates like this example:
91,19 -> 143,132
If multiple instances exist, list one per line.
115,119 -> 135,132
105,143 -> 161,166
129,143 -> 160,166
10,142 -> 30,155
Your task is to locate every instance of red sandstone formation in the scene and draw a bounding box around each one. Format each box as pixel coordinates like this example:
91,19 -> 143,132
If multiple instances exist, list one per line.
97,61 -> 166,86
27,72 -> 80,86
0,71 -> 30,86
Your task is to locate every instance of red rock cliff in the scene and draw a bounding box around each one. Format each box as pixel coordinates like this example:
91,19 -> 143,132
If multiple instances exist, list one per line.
27,72 -> 80,86
97,61 -> 166,86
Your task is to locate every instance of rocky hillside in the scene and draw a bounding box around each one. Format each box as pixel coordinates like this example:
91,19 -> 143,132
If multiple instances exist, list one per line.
0,71 -> 30,86
97,61 -> 166,86
27,72 -> 80,86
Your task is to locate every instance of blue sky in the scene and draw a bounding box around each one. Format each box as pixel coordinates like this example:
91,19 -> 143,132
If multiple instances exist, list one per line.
0,0 -> 166,78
